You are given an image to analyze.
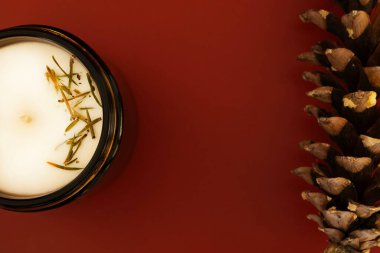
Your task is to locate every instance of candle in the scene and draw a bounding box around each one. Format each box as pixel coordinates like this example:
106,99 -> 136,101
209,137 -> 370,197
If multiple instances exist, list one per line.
0,39 -> 104,198
0,26 -> 124,211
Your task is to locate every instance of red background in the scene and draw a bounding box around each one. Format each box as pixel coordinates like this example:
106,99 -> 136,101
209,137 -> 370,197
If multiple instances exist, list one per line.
1,0 -> 377,253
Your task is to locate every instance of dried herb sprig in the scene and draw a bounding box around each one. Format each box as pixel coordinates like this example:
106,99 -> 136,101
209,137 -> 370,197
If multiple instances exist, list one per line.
64,136 -> 76,164
58,91 -> 90,102
52,56 -> 78,86
60,85 -> 73,96
47,162 -> 82,171
78,117 -> 102,136
73,96 -> 86,108
59,87 -> 75,119
58,73 -> 79,78
68,57 -> 74,89
65,158 -> 78,166
73,110 -> 88,122
46,66 -> 75,119
67,134 -> 87,145
64,136 -> 83,165
87,73 -> 102,107
86,109 -> 96,139
45,66 -> 59,91
65,118 -> 79,132
46,56 -> 103,171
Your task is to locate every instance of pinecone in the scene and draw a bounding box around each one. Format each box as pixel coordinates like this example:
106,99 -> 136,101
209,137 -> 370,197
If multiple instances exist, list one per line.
295,1 -> 380,253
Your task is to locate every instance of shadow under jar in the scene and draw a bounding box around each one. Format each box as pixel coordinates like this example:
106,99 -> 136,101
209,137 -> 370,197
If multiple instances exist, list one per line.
0,25 -> 123,211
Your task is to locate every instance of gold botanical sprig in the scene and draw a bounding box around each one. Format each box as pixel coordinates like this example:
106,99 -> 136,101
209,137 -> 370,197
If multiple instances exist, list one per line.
64,134 -> 84,165
67,57 -> 74,89
77,117 -> 102,136
52,56 -> 78,86
47,162 -> 82,171
87,73 -> 102,107
65,118 -> 79,132
86,109 -> 96,139
45,66 -> 75,119
58,91 -> 90,102
46,56 -> 102,170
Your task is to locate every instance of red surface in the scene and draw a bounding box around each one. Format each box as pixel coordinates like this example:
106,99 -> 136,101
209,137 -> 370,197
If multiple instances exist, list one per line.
0,0 -> 377,253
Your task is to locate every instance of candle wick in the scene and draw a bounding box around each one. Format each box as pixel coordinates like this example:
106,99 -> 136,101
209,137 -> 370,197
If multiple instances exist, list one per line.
20,115 -> 33,124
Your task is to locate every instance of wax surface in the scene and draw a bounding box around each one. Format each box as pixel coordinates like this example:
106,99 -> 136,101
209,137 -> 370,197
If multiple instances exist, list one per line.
0,39 -> 103,198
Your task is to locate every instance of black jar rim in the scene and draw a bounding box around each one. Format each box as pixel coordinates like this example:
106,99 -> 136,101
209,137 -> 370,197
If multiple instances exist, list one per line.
0,25 -> 124,211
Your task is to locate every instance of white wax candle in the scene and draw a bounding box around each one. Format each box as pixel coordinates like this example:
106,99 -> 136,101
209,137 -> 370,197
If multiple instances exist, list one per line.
0,39 -> 103,198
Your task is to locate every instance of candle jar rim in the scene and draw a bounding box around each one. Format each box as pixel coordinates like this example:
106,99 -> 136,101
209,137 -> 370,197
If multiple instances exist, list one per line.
0,25 -> 124,211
